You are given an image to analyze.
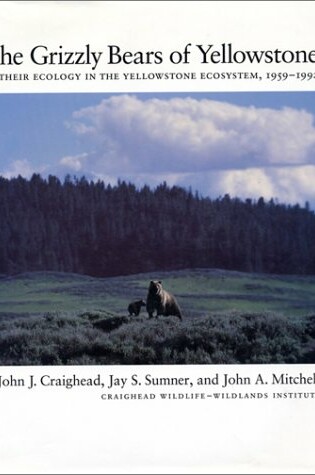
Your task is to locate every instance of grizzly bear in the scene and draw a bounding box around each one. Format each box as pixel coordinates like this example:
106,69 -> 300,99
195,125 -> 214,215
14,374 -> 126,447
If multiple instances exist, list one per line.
128,299 -> 146,316
146,280 -> 182,320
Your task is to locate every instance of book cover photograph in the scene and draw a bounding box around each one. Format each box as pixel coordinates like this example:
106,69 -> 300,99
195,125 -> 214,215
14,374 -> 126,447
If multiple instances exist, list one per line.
0,1 -> 315,474
1,90 -> 315,367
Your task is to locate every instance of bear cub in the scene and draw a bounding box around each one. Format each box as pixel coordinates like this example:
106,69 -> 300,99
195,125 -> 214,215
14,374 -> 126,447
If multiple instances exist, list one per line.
128,299 -> 146,316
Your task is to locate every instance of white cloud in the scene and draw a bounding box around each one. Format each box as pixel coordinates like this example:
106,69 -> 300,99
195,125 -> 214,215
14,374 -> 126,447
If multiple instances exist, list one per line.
59,152 -> 89,172
1,159 -> 38,179
68,95 -> 315,175
61,94 -> 315,207
173,165 -> 315,206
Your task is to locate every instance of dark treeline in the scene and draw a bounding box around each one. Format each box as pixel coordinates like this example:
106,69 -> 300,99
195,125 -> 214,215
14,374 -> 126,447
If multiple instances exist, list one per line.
1,173 -> 315,277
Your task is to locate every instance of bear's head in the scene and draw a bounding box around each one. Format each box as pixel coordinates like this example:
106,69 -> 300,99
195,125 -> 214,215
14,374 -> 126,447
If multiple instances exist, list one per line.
148,280 -> 163,295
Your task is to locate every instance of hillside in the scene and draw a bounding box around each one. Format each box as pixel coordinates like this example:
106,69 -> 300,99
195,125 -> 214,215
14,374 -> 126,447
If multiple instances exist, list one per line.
1,268 -> 315,319
1,174 -> 315,277
0,269 -> 314,365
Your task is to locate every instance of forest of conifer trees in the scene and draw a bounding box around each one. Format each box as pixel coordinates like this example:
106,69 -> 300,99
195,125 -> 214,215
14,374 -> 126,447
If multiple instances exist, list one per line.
0,173 -> 314,277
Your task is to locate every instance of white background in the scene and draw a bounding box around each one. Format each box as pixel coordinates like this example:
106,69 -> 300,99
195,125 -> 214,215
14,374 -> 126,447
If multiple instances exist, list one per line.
1,1 -> 315,473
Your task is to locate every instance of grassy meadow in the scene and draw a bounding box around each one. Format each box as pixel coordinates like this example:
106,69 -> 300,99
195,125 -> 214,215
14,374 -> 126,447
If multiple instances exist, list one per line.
0,268 -> 315,365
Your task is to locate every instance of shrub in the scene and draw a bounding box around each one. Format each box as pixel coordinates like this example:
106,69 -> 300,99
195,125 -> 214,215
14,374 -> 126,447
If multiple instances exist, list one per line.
0,310 -> 311,365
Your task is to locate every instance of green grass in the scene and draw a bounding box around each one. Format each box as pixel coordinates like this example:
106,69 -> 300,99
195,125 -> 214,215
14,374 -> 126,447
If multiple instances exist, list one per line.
0,272 -> 129,315
1,268 -> 315,318
0,268 -> 315,365
131,269 -> 315,318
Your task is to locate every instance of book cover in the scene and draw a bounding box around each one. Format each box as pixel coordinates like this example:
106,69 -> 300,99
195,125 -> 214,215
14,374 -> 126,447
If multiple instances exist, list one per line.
0,1 -> 315,473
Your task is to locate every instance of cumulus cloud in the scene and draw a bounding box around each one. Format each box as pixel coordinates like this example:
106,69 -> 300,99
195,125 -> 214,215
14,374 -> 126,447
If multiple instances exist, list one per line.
67,95 -> 315,175
1,159 -> 38,179
174,165 -> 315,206
59,152 -> 89,172
60,94 -> 315,207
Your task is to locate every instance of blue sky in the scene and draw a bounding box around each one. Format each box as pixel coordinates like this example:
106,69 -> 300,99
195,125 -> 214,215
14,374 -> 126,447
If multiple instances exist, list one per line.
1,91 -> 315,207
